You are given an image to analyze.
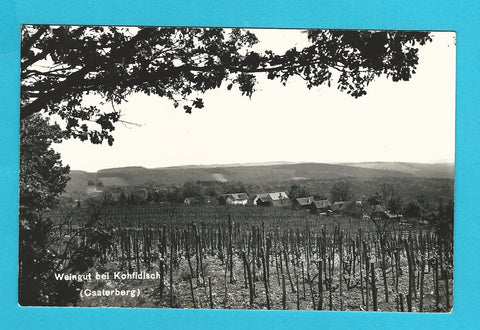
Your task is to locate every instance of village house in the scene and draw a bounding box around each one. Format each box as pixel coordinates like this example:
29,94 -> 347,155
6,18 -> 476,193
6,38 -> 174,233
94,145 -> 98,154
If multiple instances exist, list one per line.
372,204 -> 387,219
219,193 -> 249,205
385,211 -> 402,219
293,196 -> 315,209
310,199 -> 331,215
330,201 -> 352,213
253,192 -> 291,207
366,205 -> 403,221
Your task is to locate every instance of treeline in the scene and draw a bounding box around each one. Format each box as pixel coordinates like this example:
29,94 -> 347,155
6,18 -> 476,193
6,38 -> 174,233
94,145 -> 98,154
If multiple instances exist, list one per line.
279,177 -> 453,204
70,178 -> 454,224
77,181 -> 249,206
321,180 -> 453,224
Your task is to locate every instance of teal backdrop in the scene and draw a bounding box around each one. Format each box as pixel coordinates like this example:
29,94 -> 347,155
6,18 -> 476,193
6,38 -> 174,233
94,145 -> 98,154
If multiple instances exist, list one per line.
0,0 -> 479,329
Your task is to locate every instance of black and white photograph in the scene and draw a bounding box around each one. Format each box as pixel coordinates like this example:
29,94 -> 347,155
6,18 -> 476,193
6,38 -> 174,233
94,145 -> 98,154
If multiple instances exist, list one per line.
19,25 -> 454,311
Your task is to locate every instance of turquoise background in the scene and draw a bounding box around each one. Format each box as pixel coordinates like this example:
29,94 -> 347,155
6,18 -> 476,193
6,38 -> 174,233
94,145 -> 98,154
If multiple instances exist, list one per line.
1,0 -> 479,328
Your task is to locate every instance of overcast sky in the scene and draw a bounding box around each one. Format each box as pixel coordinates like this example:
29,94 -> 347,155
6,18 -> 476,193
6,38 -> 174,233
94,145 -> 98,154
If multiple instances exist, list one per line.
53,29 -> 456,172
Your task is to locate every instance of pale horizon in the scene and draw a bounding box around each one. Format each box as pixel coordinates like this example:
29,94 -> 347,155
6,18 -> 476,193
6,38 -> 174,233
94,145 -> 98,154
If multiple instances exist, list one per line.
53,29 -> 456,173
69,159 -> 455,173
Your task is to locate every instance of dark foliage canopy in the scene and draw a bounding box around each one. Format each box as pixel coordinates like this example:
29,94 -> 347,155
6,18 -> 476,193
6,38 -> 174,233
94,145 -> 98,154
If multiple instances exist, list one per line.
21,25 -> 431,145
330,180 -> 355,202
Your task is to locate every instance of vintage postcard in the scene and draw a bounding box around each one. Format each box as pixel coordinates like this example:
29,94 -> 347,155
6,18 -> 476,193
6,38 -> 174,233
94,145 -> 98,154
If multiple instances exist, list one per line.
19,25 -> 454,311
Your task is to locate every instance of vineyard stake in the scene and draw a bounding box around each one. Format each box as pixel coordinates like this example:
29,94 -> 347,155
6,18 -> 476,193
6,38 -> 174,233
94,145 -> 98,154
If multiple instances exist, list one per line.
444,251 -> 451,311
318,260 -> 323,310
419,257 -> 425,312
243,260 -> 248,289
184,229 -> 196,308
169,232 -> 174,308
339,230 -> 344,311
380,235 -> 389,303
435,255 -> 440,311
296,272 -> 300,310
208,277 -> 214,309
283,249 -> 296,293
359,235 -> 364,307
363,242 -> 369,311
184,229 -> 195,279
260,248 -> 271,310
439,240 -> 449,311
228,216 -> 234,283
252,227 -> 257,296
275,251 -> 281,287
192,224 -> 200,278
404,239 -> 414,311
301,261 -> 306,300
242,251 -> 254,308
266,236 -> 272,288
370,261 -> 378,311
327,256 -> 332,310
127,233 -> 133,273
134,230 -> 140,272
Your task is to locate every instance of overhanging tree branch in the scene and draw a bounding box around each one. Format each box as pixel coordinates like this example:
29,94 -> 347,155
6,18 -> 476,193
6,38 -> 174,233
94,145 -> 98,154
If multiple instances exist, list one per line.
20,26 -> 432,144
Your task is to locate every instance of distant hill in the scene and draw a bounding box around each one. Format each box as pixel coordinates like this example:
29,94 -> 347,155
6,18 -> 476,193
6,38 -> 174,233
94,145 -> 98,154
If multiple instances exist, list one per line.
340,162 -> 454,179
65,161 -> 454,195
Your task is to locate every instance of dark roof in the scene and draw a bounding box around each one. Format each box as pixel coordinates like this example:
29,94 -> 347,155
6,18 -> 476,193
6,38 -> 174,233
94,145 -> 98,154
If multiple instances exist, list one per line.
311,200 -> 330,209
255,193 -> 273,203
295,197 -> 315,206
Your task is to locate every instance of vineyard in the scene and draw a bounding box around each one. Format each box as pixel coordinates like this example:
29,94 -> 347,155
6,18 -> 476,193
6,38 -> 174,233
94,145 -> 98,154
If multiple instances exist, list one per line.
50,205 -> 453,312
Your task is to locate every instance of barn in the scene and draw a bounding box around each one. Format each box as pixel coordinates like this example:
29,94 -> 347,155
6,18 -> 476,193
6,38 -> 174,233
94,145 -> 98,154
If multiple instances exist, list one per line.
253,192 -> 291,207
219,193 -> 249,205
